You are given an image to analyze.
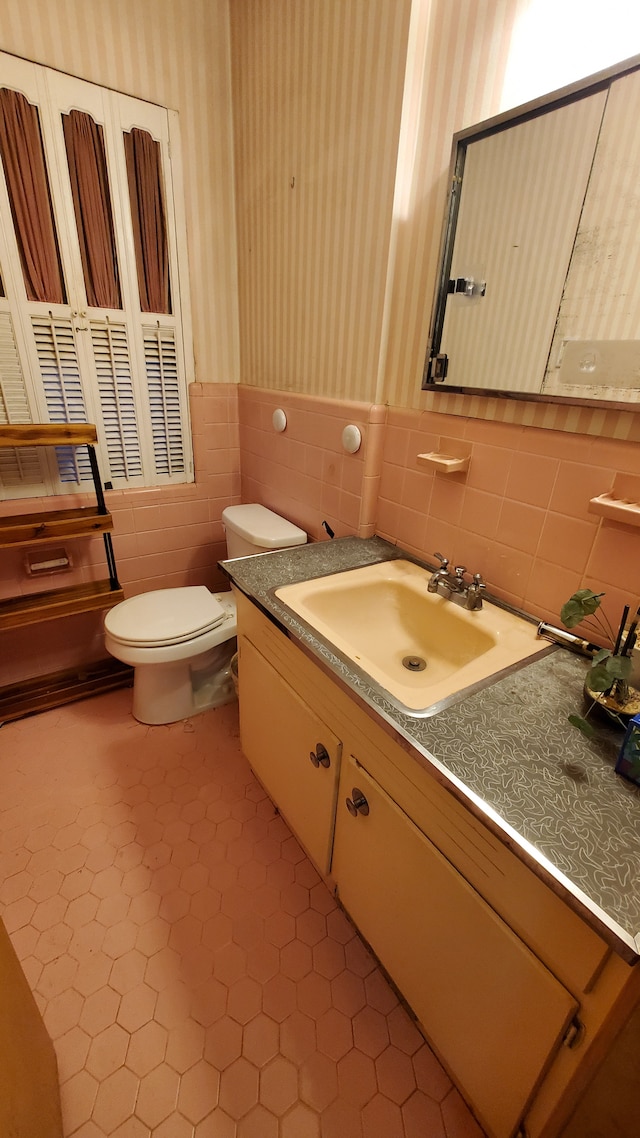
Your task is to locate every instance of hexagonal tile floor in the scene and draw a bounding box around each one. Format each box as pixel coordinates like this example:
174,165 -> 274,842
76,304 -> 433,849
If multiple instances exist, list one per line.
0,689 -> 486,1137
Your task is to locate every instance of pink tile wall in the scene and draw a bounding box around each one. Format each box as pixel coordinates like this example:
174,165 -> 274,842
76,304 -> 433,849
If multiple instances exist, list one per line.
239,385 -> 640,633
0,384 -> 240,685
377,408 -> 640,631
4,381 -> 638,687
238,386 -> 386,542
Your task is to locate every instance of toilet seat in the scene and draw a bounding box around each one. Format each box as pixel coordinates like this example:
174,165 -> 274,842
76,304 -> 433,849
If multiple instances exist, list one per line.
104,586 -> 227,648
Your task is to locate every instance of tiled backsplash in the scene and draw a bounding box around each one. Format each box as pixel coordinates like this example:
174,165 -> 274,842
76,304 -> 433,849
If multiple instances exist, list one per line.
239,387 -> 640,632
238,386 -> 386,542
380,408 -> 640,628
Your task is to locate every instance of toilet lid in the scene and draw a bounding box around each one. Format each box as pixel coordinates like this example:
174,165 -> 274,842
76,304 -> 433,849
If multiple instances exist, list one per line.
104,586 -> 227,647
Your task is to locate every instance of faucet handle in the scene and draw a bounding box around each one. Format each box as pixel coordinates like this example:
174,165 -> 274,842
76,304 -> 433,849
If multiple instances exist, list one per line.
472,572 -> 485,587
454,565 -> 467,580
433,552 -> 449,569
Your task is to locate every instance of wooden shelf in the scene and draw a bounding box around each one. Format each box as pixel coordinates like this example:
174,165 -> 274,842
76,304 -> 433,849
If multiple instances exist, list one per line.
0,424 -> 98,448
0,506 -> 113,549
0,581 -> 124,631
0,423 -> 123,719
0,659 -> 133,722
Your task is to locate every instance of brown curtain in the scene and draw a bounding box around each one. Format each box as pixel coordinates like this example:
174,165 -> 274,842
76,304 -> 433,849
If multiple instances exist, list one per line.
124,128 -> 171,314
0,88 -> 65,303
63,109 -> 121,310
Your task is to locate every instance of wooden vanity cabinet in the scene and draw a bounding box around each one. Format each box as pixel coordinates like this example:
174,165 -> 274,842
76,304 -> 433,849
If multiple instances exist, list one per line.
234,590 -> 640,1138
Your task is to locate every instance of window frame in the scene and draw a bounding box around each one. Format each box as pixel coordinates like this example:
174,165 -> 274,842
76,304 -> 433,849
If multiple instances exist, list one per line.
0,51 -> 195,500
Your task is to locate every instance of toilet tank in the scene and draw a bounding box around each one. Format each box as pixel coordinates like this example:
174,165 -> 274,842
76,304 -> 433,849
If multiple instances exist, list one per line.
222,504 -> 307,558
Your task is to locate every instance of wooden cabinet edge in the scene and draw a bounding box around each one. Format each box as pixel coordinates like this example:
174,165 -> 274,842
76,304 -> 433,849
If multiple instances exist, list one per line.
526,958 -> 640,1137
0,918 -> 62,1137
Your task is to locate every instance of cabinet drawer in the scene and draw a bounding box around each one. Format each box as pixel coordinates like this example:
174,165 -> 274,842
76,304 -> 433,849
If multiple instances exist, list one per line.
333,754 -> 578,1138
239,635 -> 341,874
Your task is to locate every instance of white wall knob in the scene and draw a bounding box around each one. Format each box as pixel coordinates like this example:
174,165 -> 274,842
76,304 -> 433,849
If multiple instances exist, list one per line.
272,408 -> 287,432
342,424 -> 362,453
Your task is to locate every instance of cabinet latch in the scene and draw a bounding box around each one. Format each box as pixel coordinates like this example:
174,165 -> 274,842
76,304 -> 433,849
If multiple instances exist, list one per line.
562,1017 -> 585,1049
427,352 -> 449,383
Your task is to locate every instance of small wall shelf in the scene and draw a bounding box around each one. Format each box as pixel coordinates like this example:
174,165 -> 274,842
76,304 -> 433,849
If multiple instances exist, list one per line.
417,452 -> 470,474
0,506 -> 115,549
588,472 -> 640,527
589,493 -> 640,527
417,435 -> 470,475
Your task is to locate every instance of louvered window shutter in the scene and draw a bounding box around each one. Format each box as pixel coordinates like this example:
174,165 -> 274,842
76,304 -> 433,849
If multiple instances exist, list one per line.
0,54 -> 194,500
0,309 -> 48,494
90,319 -> 142,481
31,313 -> 92,483
143,324 -> 185,477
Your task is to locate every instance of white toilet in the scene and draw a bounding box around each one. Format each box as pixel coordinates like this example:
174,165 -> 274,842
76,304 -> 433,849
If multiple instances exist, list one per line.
104,504 -> 307,725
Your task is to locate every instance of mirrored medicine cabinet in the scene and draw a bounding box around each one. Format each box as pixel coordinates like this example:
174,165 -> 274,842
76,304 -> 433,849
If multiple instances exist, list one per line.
423,53 -> 640,410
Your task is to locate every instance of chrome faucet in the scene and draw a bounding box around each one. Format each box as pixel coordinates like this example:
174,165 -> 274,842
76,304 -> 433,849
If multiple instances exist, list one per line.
427,553 -> 486,610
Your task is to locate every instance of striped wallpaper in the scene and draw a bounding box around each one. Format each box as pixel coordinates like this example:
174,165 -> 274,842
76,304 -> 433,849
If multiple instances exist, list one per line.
379,0 -> 522,409
230,0 -> 412,402
0,0 -> 240,388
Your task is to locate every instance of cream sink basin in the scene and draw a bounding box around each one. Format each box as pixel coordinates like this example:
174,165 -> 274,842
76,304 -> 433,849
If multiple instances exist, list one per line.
275,559 -> 545,713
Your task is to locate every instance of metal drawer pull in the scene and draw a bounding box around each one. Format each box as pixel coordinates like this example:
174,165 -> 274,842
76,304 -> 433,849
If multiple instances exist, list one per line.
346,788 -> 369,816
309,743 -> 331,768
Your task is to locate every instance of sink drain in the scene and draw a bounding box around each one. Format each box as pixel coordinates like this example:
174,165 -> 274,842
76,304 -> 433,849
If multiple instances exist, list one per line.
402,655 -> 427,672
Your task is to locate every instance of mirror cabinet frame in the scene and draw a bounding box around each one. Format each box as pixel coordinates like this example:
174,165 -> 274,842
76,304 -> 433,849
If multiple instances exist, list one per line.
423,52 -> 640,412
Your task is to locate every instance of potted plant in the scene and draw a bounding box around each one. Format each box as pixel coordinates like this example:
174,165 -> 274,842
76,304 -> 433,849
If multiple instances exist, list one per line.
560,589 -> 640,737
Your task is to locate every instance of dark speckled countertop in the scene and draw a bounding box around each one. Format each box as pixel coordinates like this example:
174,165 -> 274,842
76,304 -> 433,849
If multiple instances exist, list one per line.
221,535 -> 640,962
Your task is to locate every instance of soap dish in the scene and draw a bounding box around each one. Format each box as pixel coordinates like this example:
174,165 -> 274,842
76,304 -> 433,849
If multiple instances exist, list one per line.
588,493 -> 640,527
417,452 -> 470,474
588,472 -> 640,527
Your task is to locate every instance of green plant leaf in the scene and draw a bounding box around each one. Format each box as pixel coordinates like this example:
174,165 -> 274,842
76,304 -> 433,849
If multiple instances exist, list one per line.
593,648 -> 612,664
587,663 -> 616,692
568,713 -> 596,737
561,589 -> 604,628
605,654 -> 632,681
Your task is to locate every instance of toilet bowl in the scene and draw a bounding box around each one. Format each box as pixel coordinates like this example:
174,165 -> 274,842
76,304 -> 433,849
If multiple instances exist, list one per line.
104,504 -> 307,725
105,586 -> 238,725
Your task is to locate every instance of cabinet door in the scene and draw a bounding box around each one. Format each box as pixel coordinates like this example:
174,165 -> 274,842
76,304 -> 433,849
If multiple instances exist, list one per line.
239,636 -> 341,874
332,755 -> 578,1138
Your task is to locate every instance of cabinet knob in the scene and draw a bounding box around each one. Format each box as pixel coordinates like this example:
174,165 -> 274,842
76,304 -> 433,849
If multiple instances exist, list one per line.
346,788 -> 369,816
309,743 -> 331,768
